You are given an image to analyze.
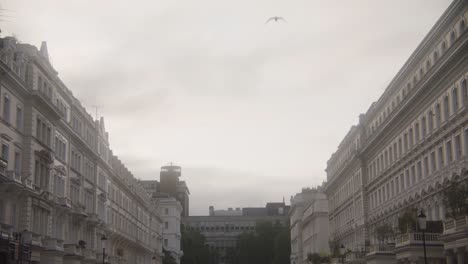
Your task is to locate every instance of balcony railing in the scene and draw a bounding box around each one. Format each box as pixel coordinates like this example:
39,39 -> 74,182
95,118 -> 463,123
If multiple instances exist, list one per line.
395,232 -> 442,247
443,215 -> 468,234
367,244 -> 395,253
42,238 -> 64,252
5,170 -> 21,183
64,244 -> 83,256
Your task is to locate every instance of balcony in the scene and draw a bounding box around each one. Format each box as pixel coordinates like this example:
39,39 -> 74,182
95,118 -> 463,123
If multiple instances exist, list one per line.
64,244 -> 83,256
5,170 -> 21,183
394,232 -> 445,263
440,215 -> 468,255
42,238 -> 64,252
83,249 -> 96,260
344,252 -> 366,264
30,90 -> 63,119
365,244 -> 396,264
56,197 -> 72,208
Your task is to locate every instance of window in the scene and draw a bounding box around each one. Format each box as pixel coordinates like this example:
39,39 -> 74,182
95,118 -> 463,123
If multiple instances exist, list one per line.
10,203 -> 16,227
430,152 -> 436,172
3,94 -> 10,123
398,138 -> 403,156
417,161 -> 422,181
455,135 -> 462,160
452,88 -> 459,113
14,151 -> 20,175
404,133 -> 409,152
1,143 -> 9,162
164,239 -> 168,247
409,128 -> 413,147
450,31 -> 456,45
426,60 -> 431,72
435,104 -> 441,127
421,116 -> 427,136
423,156 -> 429,177
411,166 -> 416,186
428,111 -> 434,131
441,41 -> 447,52
462,79 -> 468,105
465,129 -> 468,157
16,105 -> 22,130
443,96 -> 449,121
446,140 -> 453,163
433,50 -> 439,61
415,123 -> 420,142
461,19 -> 466,32
438,146 -> 444,168
34,159 -> 49,190
165,208 -> 169,215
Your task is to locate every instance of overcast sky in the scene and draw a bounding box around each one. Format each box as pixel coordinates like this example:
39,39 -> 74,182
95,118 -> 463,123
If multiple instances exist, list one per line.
1,0 -> 452,215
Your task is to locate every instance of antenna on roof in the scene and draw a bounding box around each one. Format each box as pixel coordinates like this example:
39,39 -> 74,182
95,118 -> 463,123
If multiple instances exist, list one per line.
92,105 -> 100,120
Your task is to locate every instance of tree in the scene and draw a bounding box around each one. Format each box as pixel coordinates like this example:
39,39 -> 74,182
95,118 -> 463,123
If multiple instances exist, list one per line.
374,223 -> 395,244
398,208 -> 417,234
443,179 -> 468,218
163,249 -> 177,264
236,221 -> 290,264
307,253 -> 322,264
180,226 -> 210,264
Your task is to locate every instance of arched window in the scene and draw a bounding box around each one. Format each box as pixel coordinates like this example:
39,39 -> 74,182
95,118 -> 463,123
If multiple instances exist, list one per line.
441,41 -> 447,53
443,95 -> 449,121
462,79 -> 467,106
450,31 -> 456,45
435,103 -> 441,127
452,87 -> 459,113
428,111 -> 434,132
421,116 -> 427,136
419,68 -> 424,78
426,60 -> 431,72
460,19 -> 466,33
433,50 -> 439,61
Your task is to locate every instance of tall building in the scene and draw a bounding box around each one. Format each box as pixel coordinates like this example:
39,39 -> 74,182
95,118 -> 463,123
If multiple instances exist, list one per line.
0,37 -> 163,263
289,187 -> 329,264
160,164 -> 190,217
142,179 -> 184,264
324,0 -> 468,263
183,202 -> 290,264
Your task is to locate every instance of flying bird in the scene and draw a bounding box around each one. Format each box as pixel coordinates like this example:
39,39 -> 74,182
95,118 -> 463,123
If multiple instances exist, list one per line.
266,16 -> 286,24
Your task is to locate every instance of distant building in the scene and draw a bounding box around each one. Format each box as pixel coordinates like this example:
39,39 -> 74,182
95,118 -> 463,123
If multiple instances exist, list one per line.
290,187 -> 329,264
142,164 -> 190,263
183,203 -> 290,264
157,194 -> 183,264
160,164 -> 190,217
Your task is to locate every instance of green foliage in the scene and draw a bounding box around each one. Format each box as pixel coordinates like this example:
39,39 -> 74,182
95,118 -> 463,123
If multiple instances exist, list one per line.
232,221 -> 290,264
398,208 -> 417,234
163,249 -> 177,264
374,223 -> 395,244
180,227 -> 211,264
328,240 -> 340,257
443,179 -> 468,218
307,252 -> 331,264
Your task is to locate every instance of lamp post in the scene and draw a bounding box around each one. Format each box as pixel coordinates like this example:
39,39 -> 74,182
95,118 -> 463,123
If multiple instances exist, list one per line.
417,210 -> 427,264
339,244 -> 346,264
101,235 -> 107,264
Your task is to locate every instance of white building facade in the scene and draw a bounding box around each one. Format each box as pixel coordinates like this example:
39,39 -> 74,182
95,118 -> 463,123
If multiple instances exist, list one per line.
324,0 -> 468,263
158,196 -> 183,264
290,187 -> 329,264
0,37 -> 163,264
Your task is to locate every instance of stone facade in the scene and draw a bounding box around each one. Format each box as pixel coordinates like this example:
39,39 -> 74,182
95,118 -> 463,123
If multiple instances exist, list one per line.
0,37 -> 163,263
289,187 -> 329,264
324,0 -> 468,263
183,203 -> 289,264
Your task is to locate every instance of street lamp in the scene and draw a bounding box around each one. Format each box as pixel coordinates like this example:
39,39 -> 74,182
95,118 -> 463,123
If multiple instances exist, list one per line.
339,244 -> 346,264
101,235 -> 107,264
417,210 -> 427,264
